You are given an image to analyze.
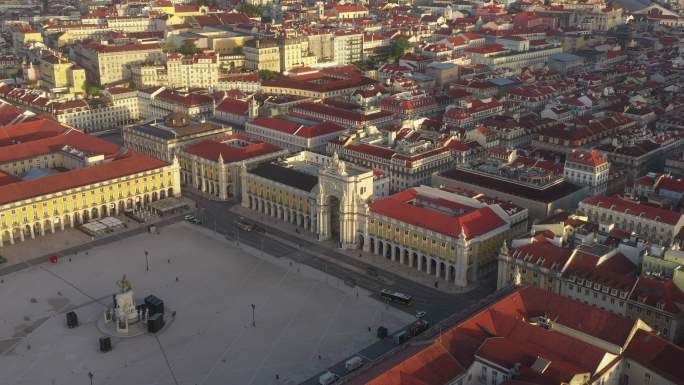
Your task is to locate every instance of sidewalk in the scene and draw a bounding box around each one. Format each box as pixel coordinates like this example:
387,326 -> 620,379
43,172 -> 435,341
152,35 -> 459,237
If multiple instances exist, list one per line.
230,205 -> 480,294
0,207 -> 195,276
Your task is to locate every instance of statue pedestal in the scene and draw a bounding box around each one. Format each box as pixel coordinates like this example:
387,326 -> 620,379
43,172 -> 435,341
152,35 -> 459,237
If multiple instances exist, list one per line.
115,290 -> 139,323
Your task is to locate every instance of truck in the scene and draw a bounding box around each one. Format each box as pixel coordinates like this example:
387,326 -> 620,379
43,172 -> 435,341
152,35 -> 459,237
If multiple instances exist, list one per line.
409,319 -> 430,337
345,356 -> 364,372
319,371 -> 339,385
393,330 -> 408,345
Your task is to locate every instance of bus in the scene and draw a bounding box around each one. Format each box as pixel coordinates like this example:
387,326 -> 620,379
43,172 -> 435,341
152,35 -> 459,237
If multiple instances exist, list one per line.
380,289 -> 413,305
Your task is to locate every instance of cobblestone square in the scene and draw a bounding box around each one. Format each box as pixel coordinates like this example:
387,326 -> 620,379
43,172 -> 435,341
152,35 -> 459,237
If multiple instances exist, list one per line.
0,221 -> 412,385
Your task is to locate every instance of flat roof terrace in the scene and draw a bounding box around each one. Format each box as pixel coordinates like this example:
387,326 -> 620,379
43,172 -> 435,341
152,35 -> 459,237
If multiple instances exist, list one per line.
438,167 -> 584,203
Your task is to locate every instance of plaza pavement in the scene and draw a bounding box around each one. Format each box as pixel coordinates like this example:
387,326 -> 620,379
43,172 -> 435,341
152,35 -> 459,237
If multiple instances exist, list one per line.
0,221 -> 413,385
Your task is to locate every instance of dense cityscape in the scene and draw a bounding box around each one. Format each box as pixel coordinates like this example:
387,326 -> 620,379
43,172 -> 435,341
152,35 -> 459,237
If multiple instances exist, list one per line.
0,0 -> 683,383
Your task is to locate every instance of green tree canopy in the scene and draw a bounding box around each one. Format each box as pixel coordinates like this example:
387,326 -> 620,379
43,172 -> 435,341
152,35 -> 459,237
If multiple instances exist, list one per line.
237,3 -> 263,17
388,39 -> 411,63
86,84 -> 103,96
178,40 -> 201,56
258,70 -> 280,80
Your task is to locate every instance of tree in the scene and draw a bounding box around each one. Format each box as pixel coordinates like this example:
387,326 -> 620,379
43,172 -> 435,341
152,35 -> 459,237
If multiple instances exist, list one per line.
162,41 -> 177,53
178,40 -> 200,56
388,39 -> 410,63
258,70 -> 280,80
237,3 -> 263,17
86,84 -> 103,96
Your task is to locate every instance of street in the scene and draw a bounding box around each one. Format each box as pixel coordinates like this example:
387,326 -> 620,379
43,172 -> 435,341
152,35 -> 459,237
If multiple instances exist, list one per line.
184,191 -> 499,384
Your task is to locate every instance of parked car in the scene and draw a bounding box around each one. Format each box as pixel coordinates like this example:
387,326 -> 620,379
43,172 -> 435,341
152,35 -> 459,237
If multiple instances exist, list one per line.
235,219 -> 254,232
416,311 -> 427,319
345,356 -> 364,372
184,215 -> 195,221
319,371 -> 339,385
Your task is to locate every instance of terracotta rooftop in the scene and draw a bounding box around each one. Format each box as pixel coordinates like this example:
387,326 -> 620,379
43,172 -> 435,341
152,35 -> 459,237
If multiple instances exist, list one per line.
249,117 -> 347,139
357,287 -> 640,385
182,134 -> 283,163
369,188 -> 508,240
581,195 -> 682,226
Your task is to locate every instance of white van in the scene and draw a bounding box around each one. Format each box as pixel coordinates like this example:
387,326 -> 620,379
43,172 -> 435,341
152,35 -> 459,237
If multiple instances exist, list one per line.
319,371 -> 339,385
345,356 -> 364,372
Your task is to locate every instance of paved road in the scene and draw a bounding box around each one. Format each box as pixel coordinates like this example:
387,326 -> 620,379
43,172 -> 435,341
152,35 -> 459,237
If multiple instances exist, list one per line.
184,191 -> 498,384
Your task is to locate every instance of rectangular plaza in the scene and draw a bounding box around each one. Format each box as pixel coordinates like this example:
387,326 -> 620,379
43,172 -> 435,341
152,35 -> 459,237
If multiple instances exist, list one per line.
0,222 -> 412,385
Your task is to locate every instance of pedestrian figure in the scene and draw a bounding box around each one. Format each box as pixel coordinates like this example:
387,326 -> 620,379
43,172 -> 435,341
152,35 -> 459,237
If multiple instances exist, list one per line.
275,374 -> 279,380
176,276 -> 179,282
368,327 -> 371,332
172,311 -> 176,319
167,259 -> 171,264
318,355 -> 322,360
69,258 -> 72,262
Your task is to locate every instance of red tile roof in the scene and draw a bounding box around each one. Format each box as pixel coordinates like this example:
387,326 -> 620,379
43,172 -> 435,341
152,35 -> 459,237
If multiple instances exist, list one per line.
563,251 -> 637,291
509,237 -> 571,271
566,150 -> 607,166
0,128 -> 121,164
656,175 -> 684,194
581,195 -> 682,226
0,170 -> 20,187
0,118 -> 67,148
369,188 -> 507,240
249,117 -> 346,138
629,276 -> 684,315
0,150 -> 167,205
86,42 -> 161,54
360,287 -> 639,385
182,134 -> 283,162
215,98 -> 248,115
623,329 -> 684,385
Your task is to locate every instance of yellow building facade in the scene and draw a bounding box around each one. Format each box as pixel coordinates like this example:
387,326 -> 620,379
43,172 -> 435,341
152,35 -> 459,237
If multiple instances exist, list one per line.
39,53 -> 86,94
0,128 -> 181,247
365,186 -> 523,287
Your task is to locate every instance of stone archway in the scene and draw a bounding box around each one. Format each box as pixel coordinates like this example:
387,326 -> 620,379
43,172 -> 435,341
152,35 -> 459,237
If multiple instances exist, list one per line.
327,195 -> 341,240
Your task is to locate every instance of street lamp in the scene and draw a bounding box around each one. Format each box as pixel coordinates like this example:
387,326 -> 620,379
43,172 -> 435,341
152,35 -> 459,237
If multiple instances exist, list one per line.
144,251 -> 149,271
88,372 -> 93,385
251,304 -> 256,327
